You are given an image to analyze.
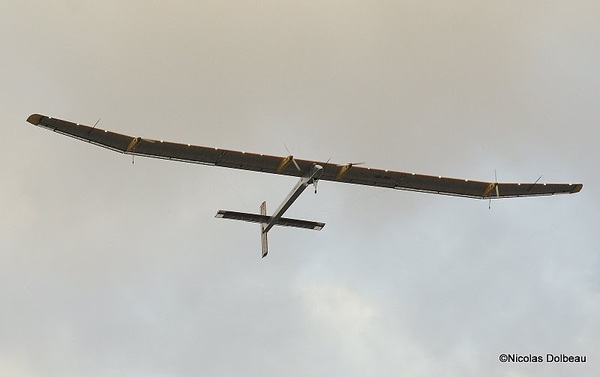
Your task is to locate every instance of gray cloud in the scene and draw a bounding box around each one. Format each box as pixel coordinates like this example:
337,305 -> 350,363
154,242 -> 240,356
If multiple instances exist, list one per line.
2,1 -> 598,376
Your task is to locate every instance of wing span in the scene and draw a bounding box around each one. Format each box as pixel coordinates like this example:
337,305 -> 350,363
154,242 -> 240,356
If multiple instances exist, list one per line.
26,114 -> 583,199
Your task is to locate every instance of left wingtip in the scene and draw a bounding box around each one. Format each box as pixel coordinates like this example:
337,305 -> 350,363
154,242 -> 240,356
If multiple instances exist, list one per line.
572,183 -> 583,194
27,114 -> 43,125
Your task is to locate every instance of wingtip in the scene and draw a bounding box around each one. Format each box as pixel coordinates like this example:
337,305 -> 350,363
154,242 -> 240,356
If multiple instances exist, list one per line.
572,183 -> 583,194
26,114 -> 43,125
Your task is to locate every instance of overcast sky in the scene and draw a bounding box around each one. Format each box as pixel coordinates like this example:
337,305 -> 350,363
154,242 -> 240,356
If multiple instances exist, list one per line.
2,1 -> 599,376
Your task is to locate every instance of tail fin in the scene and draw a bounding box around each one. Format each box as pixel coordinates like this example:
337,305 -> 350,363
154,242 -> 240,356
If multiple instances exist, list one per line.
260,201 -> 268,258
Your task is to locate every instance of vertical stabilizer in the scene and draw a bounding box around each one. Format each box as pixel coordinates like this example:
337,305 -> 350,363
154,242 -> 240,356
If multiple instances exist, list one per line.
260,201 -> 268,258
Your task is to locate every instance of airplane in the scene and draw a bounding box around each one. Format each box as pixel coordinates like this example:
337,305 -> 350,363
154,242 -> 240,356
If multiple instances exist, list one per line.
26,114 -> 583,258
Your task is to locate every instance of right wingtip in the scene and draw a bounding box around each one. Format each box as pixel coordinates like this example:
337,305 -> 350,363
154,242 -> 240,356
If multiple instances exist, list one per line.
572,183 -> 583,194
26,114 -> 43,125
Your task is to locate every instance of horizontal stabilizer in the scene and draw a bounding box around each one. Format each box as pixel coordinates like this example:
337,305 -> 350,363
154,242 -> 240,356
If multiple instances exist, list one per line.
215,210 -> 325,231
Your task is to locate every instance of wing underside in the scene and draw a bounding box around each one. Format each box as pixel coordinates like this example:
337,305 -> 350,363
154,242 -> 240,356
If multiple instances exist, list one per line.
26,114 -> 583,199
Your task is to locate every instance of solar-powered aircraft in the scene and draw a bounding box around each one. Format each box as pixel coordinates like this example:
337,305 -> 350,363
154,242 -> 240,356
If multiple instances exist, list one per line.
26,114 -> 583,257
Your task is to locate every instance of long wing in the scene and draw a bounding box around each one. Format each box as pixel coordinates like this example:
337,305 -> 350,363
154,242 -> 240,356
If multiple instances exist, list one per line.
26,114 -> 582,199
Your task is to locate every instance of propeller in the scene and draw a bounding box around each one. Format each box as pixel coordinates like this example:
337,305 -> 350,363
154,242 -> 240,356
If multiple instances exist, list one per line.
86,117 -> 102,135
128,137 -> 156,164
494,169 -> 500,197
281,143 -> 301,172
335,161 -> 365,179
336,161 -> 365,168
528,174 -> 543,192
489,169 -> 499,209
